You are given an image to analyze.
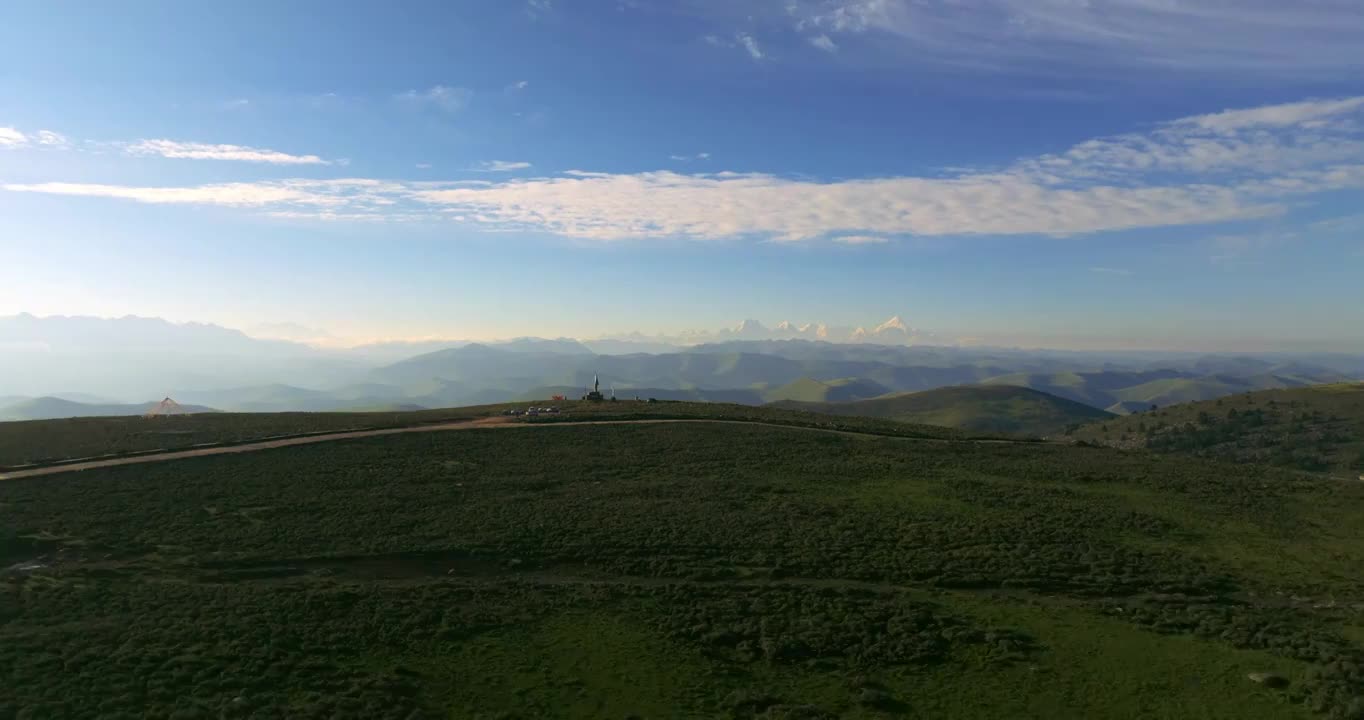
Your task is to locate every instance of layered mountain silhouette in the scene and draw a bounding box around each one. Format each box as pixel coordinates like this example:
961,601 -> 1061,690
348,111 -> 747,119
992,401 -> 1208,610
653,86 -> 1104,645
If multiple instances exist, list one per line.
2,314 -> 1361,421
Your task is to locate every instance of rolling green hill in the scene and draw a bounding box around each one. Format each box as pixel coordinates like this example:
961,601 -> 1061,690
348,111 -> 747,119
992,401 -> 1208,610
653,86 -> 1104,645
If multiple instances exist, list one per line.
1071,383 -> 1364,475
2,404 -> 1361,718
0,400 -> 969,469
981,369 -> 1186,408
773,384 -> 1115,435
980,369 -> 1344,413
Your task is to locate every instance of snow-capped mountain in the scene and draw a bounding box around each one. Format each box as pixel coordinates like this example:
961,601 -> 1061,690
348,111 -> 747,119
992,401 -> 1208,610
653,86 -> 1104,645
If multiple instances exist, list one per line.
725,319 -> 771,338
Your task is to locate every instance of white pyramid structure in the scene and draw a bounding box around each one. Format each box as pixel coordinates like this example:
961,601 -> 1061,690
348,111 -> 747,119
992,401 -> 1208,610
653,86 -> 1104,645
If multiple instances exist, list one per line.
144,397 -> 187,417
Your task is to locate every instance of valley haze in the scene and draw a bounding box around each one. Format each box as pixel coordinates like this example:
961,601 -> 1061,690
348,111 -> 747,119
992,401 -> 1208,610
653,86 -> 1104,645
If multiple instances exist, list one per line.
2,313 -> 1359,421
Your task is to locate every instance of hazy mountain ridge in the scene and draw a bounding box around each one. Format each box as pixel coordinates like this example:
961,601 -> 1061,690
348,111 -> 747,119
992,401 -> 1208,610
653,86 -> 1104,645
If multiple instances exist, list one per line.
291,344 -> 1357,414
2,314 -> 1359,416
0,396 -> 218,421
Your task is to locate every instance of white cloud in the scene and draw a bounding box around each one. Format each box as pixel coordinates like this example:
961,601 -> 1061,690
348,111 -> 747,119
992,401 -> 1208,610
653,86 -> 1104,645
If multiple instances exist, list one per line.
35,130 -> 69,147
1,178 -> 405,210
1013,95 -> 1364,180
786,0 -> 1364,77
704,33 -> 765,61
410,97 -> 1364,241
222,98 -> 251,110
412,170 -> 1272,242
1179,97 -> 1364,133
474,160 -> 533,172
126,140 -> 329,165
810,34 -> 838,52
0,127 -> 70,150
0,127 -> 28,147
396,85 -> 472,114
509,80 -> 529,91
2,182 -> 326,206
737,33 -> 764,60
416,163 -> 433,169
669,152 -> 711,162
835,235 -> 888,244
6,97 -> 1364,245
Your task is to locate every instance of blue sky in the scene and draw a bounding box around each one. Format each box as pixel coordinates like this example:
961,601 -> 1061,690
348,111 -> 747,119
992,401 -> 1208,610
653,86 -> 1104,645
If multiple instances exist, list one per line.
2,0 -> 1363,350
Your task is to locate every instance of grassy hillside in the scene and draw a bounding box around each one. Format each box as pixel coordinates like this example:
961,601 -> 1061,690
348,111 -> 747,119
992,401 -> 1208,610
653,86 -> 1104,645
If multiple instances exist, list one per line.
0,400 -> 967,469
2,411 -> 1361,718
1071,383 -> 1364,475
982,369 -> 1187,408
774,384 -> 1114,435
1109,376 -> 1279,407
0,405 -> 511,468
978,369 -> 1355,413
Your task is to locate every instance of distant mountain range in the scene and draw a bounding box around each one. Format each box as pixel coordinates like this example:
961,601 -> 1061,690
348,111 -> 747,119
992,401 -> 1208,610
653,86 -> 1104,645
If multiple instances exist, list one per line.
0,396 -> 217,421
2,313 -> 1361,420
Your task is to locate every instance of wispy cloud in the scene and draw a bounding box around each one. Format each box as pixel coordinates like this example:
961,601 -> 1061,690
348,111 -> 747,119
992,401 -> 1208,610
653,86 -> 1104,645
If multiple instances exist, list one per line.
2,181 -> 331,207
222,98 -> 251,110
411,171 -> 1268,241
2,178 -> 406,210
1012,96 -> 1364,179
785,0 -> 1364,77
835,235 -> 888,245
1089,267 -> 1133,276
0,127 -> 68,149
704,32 -> 766,61
669,152 -> 711,162
34,131 -> 69,148
7,97 -> 1364,244
1309,214 -> 1364,234
1180,97 -> 1364,133
125,140 -> 329,165
809,34 -> 838,53
396,85 -> 472,114
737,33 -> 764,60
1208,229 -> 1300,266
306,92 -> 345,110
526,0 -> 552,20
473,160 -> 533,172
508,80 -> 530,92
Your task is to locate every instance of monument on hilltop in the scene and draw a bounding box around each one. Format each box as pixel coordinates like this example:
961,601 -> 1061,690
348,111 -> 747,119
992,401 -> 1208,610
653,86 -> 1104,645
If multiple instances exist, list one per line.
584,374 -> 606,402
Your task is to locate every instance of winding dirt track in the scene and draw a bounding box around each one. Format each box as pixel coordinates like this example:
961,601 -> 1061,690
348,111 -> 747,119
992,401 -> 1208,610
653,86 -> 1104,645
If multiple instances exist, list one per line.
0,418 -> 983,481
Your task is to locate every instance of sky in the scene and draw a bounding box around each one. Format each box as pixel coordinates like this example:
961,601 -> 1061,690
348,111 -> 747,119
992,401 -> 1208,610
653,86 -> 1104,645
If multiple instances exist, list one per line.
2,0 -> 1363,351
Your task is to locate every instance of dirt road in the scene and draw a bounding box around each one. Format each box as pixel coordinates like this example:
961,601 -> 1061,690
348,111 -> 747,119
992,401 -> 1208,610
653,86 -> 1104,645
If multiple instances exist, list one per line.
0,417 -> 979,481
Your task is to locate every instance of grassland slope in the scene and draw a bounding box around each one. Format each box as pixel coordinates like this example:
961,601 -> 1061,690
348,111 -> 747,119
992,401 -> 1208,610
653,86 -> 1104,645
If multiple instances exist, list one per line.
1070,383 -> 1364,475
0,400 -> 969,469
2,417 -> 1360,718
773,384 -> 1114,436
